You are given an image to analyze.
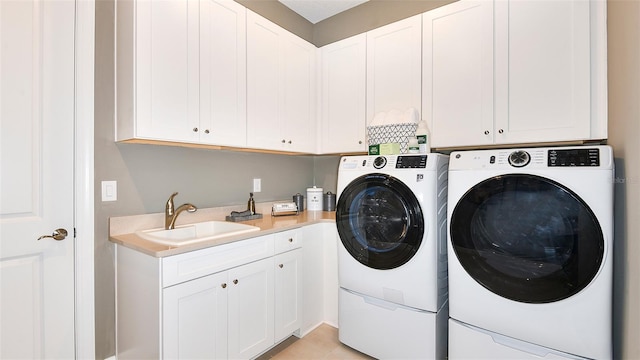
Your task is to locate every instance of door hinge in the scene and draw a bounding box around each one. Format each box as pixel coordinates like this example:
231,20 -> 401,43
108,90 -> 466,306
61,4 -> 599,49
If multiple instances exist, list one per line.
74,228 -> 77,238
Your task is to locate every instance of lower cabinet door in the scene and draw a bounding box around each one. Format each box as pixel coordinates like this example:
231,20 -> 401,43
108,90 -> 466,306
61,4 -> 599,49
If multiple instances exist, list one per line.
227,257 -> 275,359
163,272 -> 228,359
274,249 -> 303,342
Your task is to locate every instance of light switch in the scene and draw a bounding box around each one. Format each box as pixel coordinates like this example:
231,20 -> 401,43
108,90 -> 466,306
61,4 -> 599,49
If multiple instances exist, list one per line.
253,178 -> 261,193
102,181 -> 117,202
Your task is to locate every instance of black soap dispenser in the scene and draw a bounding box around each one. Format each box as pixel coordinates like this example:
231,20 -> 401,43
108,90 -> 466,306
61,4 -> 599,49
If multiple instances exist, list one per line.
248,192 -> 256,215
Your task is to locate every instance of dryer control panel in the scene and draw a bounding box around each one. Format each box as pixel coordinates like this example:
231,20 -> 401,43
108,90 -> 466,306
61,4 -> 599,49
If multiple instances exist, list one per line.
548,148 -> 600,167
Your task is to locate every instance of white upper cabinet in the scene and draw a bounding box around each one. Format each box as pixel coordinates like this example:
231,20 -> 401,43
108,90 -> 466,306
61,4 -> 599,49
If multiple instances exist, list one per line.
320,34 -> 367,154
117,0 -> 200,143
423,0 -> 607,149
494,0 -> 592,144
199,0 -> 247,147
422,0 -> 494,148
116,0 -> 246,146
247,11 -> 317,153
366,14 -> 423,125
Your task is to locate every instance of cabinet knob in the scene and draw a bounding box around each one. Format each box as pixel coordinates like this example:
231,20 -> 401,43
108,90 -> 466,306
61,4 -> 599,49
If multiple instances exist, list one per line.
282,139 -> 286,143
498,129 -> 504,134
358,141 -> 363,144
288,238 -> 293,243
278,264 -> 284,268
221,283 -> 227,289
204,129 -> 210,134
233,279 -> 238,285
484,130 -> 490,135
193,127 -> 198,132
288,140 -> 292,144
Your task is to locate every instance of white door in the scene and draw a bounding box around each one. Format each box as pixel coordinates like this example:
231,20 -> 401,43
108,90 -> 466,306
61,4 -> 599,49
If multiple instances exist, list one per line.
0,1 -> 76,358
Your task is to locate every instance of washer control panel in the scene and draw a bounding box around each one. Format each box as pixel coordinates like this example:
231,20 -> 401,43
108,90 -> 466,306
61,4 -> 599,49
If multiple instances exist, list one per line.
548,148 -> 600,167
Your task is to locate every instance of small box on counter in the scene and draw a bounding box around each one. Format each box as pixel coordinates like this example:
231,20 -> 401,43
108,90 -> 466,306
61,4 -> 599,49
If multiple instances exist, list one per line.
369,143 -> 401,155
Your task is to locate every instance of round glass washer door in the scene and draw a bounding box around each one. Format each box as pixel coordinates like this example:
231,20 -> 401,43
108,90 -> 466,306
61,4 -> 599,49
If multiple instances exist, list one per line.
450,174 -> 604,303
336,173 -> 424,270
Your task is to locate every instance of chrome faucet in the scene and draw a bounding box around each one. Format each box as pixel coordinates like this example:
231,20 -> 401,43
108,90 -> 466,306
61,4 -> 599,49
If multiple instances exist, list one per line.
165,192 -> 197,230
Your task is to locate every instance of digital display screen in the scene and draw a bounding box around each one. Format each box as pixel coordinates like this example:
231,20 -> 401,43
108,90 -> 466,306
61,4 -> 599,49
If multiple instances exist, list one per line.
548,148 -> 600,167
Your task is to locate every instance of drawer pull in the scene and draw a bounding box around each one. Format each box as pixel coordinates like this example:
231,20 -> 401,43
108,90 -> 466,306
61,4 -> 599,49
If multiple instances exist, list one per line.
221,283 -> 227,289
278,264 -> 284,268
233,279 -> 238,285
288,238 -> 293,243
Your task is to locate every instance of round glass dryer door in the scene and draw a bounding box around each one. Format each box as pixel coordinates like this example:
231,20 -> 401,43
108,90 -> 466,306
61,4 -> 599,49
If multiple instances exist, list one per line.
336,173 -> 424,270
450,174 -> 604,303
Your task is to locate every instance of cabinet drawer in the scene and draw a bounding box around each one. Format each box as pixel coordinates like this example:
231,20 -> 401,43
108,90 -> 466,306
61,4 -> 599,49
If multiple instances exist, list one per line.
162,235 -> 275,287
274,229 -> 301,254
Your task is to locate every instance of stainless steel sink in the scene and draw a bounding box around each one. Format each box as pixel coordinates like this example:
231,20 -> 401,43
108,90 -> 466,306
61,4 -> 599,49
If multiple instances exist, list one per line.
136,221 -> 260,246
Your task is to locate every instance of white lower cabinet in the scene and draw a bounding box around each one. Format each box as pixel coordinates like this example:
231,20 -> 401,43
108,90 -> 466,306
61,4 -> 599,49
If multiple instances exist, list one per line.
163,272 -> 229,359
163,258 -> 275,360
117,229 -> 307,359
274,249 -> 303,342
227,257 -> 275,359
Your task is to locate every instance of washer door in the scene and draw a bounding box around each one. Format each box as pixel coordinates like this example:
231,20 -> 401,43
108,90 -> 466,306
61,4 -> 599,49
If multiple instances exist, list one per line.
450,174 -> 604,303
336,173 -> 424,270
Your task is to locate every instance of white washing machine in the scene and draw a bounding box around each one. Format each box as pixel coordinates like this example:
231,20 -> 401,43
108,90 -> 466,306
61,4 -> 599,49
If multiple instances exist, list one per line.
447,145 -> 614,360
336,154 -> 449,359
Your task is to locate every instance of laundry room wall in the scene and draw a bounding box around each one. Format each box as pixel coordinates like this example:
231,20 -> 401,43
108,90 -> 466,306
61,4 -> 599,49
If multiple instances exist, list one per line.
607,0 -> 640,359
94,2 -> 316,358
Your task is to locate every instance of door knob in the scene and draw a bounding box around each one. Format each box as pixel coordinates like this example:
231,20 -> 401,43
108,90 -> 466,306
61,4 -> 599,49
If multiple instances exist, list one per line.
38,228 -> 68,241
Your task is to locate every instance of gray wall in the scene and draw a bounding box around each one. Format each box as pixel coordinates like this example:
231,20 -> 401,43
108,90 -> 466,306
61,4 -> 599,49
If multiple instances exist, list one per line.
94,1 -> 337,357
608,1 -> 640,358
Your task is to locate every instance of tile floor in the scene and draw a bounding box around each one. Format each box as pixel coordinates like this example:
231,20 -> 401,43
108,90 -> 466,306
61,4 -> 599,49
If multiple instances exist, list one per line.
257,324 -> 374,360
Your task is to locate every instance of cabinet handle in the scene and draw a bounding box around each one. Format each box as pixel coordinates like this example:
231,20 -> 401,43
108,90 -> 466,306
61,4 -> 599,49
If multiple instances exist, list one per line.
221,283 -> 227,289
204,129 -> 210,134
233,279 -> 238,285
193,127 -> 198,132
288,238 -> 293,243
484,130 -> 490,135
278,264 -> 284,268
498,129 -> 504,134
358,141 -> 363,144
288,140 -> 292,144
281,139 -> 286,143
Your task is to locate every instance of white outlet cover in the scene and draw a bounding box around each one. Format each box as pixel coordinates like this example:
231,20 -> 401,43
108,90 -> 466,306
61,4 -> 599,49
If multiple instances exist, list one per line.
253,178 -> 261,192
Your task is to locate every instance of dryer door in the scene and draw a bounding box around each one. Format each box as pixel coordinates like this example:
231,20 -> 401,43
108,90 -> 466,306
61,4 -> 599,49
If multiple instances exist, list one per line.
450,174 -> 604,303
336,173 -> 424,270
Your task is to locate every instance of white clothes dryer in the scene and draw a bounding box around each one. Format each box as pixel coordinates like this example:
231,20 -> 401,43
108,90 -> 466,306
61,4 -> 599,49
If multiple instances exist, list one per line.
336,154 -> 449,359
447,146 -> 614,360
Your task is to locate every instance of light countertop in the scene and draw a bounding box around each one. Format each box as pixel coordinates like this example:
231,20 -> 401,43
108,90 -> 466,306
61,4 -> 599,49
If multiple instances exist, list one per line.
109,206 -> 336,258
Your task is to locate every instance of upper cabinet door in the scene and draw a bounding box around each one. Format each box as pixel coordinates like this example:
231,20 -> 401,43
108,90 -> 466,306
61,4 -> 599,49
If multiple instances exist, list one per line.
199,0 -> 247,147
133,0 -> 200,142
246,11 -> 285,150
282,33 -> 317,153
247,10 -> 317,153
422,0 -> 494,148
366,14 -> 422,125
494,0 -> 591,144
320,34 -> 367,154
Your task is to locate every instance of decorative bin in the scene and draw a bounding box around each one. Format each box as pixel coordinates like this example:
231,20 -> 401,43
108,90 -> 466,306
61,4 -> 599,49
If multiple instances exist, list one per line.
366,123 -> 418,154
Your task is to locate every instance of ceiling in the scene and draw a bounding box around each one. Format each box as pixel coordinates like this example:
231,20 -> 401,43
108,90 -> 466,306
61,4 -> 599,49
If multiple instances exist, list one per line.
277,0 -> 370,24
